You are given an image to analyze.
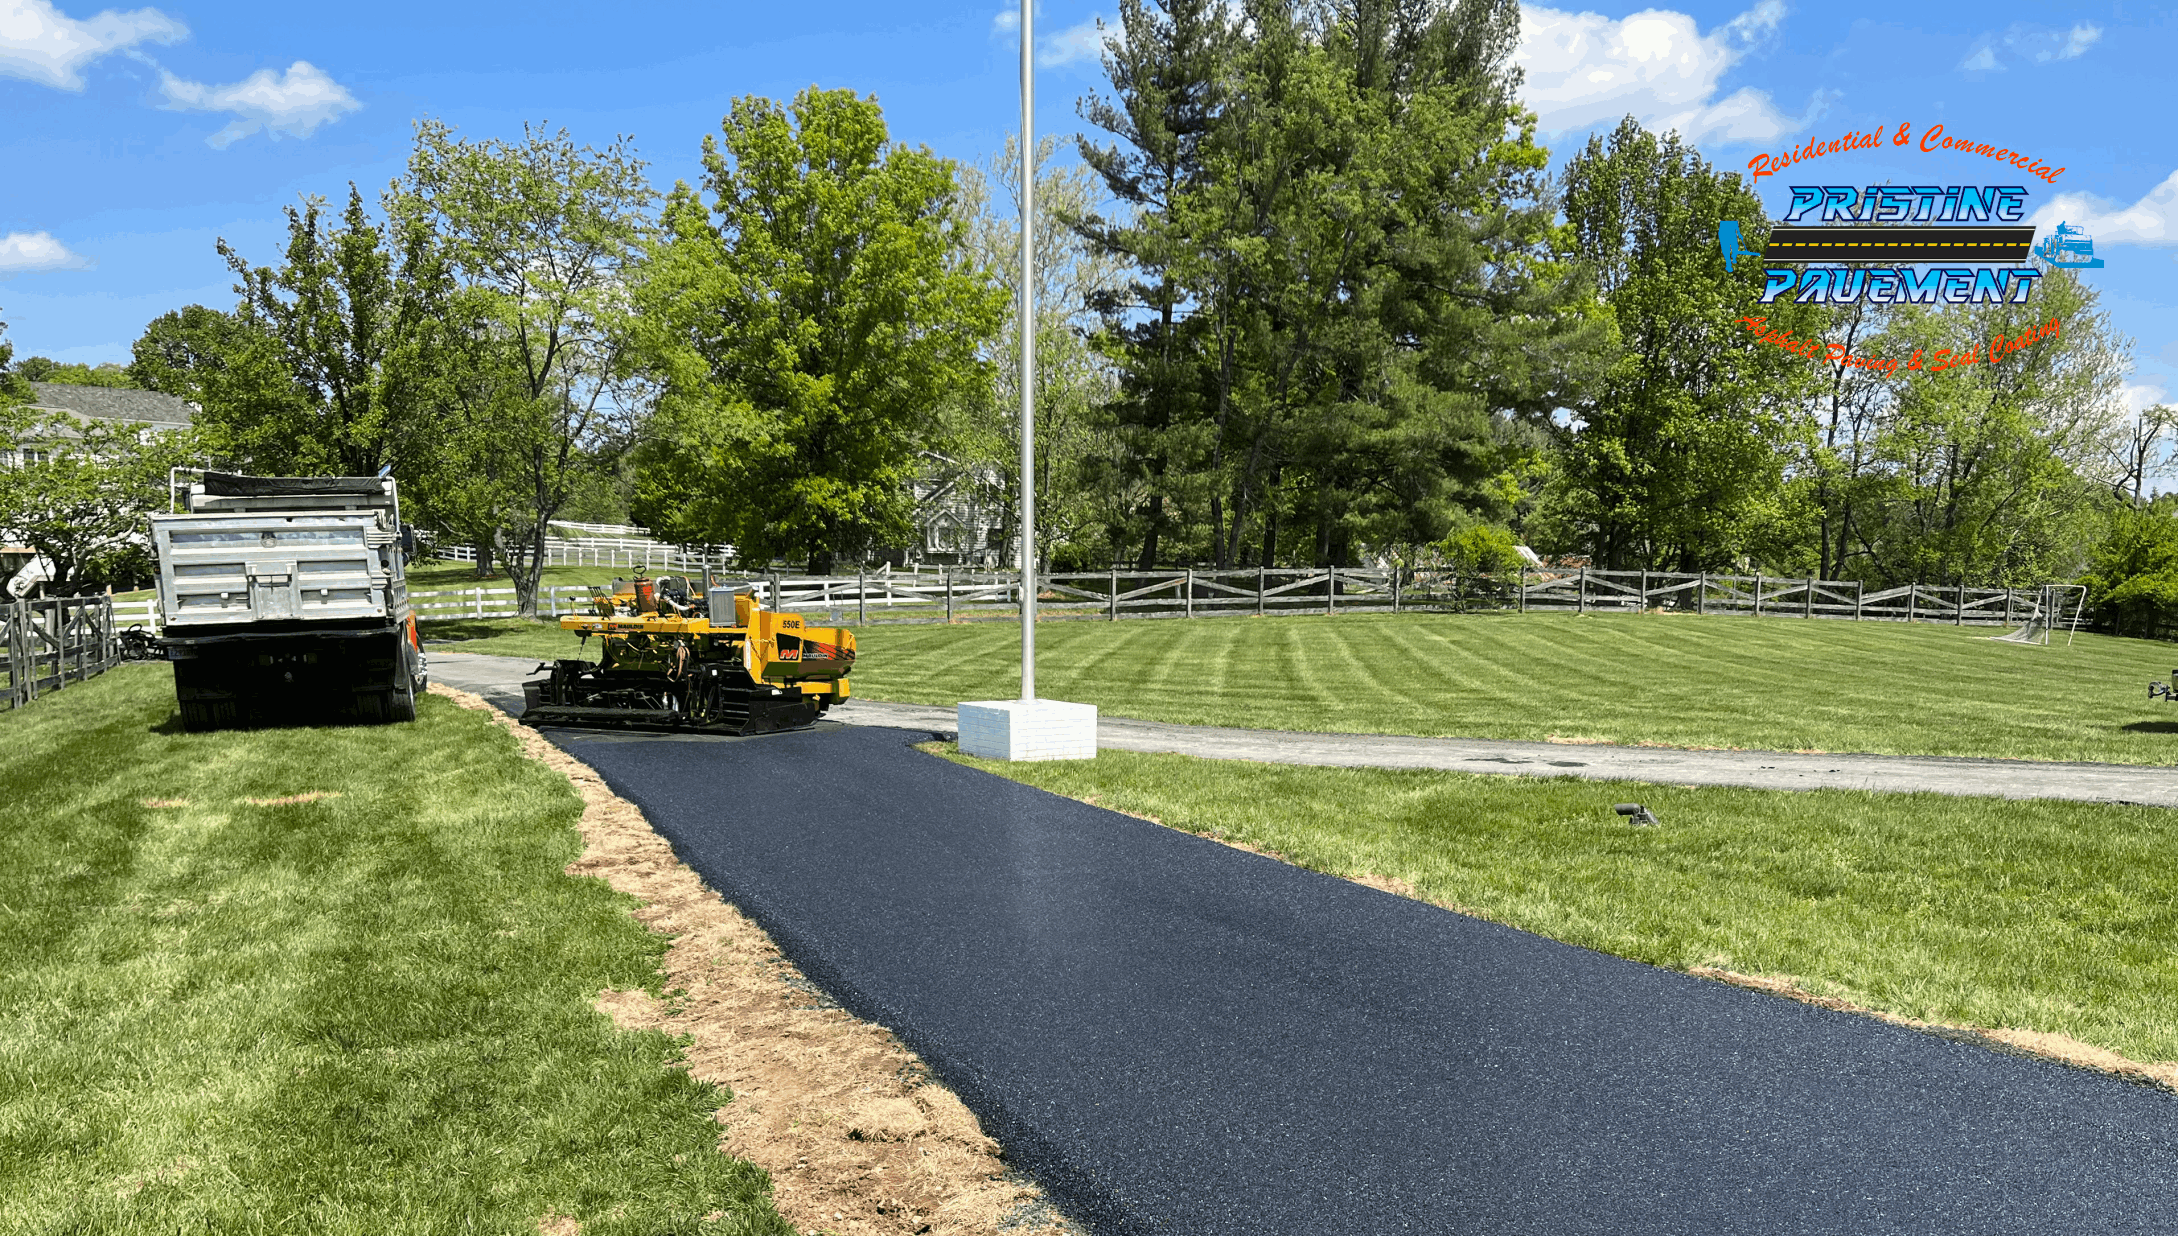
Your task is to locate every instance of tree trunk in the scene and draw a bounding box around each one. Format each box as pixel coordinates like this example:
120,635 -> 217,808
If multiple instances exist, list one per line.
512,525 -> 547,618
1139,494 -> 1164,570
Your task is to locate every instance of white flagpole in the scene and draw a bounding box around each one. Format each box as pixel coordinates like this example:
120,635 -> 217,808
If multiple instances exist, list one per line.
1019,0 -> 1037,701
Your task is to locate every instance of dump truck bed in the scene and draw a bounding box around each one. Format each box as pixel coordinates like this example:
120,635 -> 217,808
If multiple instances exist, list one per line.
150,512 -> 406,628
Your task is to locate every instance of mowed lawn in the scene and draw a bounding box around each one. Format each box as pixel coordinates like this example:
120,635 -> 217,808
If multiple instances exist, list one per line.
865,611 -> 2178,764
955,747 -> 2178,1067
423,609 -> 2178,763
0,666 -> 791,1235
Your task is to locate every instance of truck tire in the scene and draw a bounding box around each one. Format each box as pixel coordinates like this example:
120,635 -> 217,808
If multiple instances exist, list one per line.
390,681 -> 417,723
179,699 -> 233,732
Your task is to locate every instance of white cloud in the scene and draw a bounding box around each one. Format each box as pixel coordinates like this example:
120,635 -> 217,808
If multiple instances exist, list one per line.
0,0 -> 183,89
1959,22 -> 2102,73
0,230 -> 92,272
2122,376 -> 2168,415
1039,17 -> 1106,67
159,60 -> 360,148
2031,170 -> 2178,246
991,7 -> 1113,68
1514,1 -> 1803,142
2044,22 -> 2100,61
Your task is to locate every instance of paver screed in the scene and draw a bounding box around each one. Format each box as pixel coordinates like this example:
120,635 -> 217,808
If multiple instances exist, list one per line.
540,720 -> 2178,1235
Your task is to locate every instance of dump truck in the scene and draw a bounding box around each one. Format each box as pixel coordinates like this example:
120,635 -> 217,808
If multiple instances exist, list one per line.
151,471 -> 427,730
521,576 -> 854,736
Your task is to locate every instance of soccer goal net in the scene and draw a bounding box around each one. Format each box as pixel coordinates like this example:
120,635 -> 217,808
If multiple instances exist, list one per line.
1992,584 -> 2087,646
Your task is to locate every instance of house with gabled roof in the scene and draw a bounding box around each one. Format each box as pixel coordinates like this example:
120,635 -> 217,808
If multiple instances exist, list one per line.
5,383 -> 194,466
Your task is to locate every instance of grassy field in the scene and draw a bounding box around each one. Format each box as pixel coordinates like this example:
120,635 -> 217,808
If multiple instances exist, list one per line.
406,560 -> 638,592
950,746 -> 2178,1066
422,609 -> 2178,764
0,666 -> 791,1234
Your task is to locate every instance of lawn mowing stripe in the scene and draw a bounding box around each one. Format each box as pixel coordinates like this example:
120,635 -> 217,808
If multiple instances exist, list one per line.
428,609 -> 2178,764
0,667 -> 793,1234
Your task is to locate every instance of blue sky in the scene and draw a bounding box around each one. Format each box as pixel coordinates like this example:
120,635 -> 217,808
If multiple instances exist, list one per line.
1,0 -> 2172,410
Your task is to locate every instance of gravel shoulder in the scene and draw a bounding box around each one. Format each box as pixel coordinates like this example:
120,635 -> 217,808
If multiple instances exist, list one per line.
429,652 -> 2178,806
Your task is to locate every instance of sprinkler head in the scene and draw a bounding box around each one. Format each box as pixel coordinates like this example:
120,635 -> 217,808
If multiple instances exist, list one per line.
1613,803 -> 1660,826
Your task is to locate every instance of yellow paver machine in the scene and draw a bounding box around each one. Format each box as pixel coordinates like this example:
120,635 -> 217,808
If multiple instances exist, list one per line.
521,576 -> 855,735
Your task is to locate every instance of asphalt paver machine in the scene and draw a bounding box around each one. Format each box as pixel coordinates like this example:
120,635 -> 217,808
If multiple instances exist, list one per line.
521,576 -> 855,736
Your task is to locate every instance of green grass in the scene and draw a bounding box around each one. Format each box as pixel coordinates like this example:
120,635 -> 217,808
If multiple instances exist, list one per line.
857,610 -> 2178,765
420,616 -> 590,660
950,746 -> 2178,1065
407,561 -> 639,593
0,666 -> 793,1235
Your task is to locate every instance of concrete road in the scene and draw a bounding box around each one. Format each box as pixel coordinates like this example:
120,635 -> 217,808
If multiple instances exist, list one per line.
428,652 -> 2178,806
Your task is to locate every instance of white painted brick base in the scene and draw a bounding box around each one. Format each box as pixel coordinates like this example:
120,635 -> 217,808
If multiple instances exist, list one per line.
956,699 -> 1099,762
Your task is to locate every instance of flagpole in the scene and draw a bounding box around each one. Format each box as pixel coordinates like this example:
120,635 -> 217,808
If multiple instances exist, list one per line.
1018,0 -> 1037,702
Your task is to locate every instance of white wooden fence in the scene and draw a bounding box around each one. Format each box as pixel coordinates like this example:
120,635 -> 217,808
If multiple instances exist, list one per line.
109,566 -> 2072,633
414,566 -> 2068,628
434,539 -> 731,573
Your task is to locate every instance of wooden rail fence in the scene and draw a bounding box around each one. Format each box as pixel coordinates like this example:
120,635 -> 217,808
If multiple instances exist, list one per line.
4,595 -> 118,712
383,566 -> 2063,630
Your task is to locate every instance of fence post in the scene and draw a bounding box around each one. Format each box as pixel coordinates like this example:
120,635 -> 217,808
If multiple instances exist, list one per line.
1257,565 -> 1265,617
1327,566 -> 1337,614
1638,569 -> 1648,613
1805,577 -> 1814,619
1855,580 -> 1863,621
944,568 -> 953,624
770,571 -> 781,612
1111,567 -> 1120,621
1697,572 -> 1706,616
1955,584 -> 1964,626
1519,565 -> 1527,613
1185,567 -> 1194,619
20,602 -> 34,702
1393,567 -> 1402,614
1907,584 -> 1917,625
1753,575 -> 1763,618
1577,566 -> 1587,614
474,586 -> 483,618
2005,587 -> 2013,625
858,566 -> 867,626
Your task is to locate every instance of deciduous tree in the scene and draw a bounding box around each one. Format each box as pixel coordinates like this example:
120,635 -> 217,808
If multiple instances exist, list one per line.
1555,117 -> 1821,571
395,119 -> 654,612
632,88 -> 1003,573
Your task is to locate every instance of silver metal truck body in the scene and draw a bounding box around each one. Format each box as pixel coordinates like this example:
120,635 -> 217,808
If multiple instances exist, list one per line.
152,473 -> 426,729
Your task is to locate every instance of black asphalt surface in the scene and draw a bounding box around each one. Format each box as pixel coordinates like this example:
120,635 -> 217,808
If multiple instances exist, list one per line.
545,721 -> 2178,1235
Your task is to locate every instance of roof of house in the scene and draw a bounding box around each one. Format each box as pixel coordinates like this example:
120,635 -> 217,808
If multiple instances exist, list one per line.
26,382 -> 193,427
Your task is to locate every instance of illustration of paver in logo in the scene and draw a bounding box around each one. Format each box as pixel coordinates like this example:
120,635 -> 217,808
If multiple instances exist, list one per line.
1717,221 -> 1763,273
2033,221 -> 2105,269
1742,184 -> 2045,305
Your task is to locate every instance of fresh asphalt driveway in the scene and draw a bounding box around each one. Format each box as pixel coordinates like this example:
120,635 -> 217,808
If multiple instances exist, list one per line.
428,652 -> 2178,1233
